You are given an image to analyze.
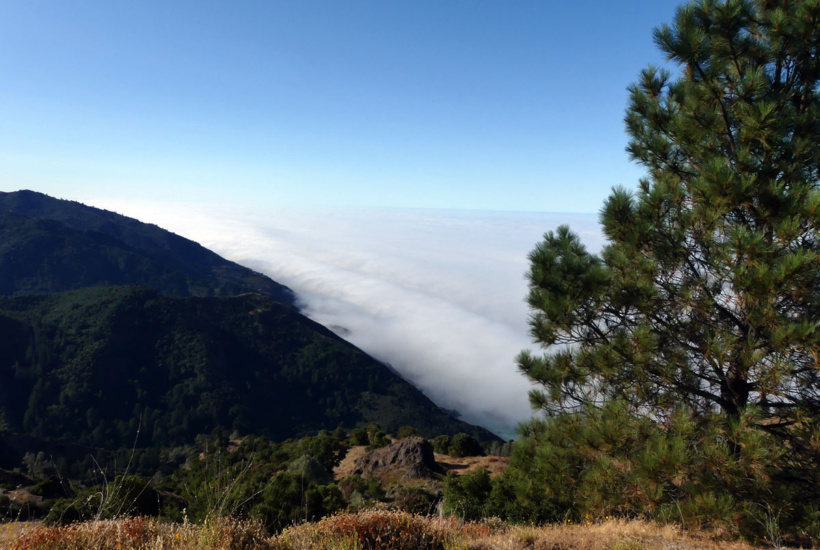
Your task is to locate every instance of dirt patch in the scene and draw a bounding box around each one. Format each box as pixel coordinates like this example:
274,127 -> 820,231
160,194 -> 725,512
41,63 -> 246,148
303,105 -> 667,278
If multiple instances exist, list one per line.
434,453 -> 509,478
5,489 -> 44,508
334,445 -> 369,481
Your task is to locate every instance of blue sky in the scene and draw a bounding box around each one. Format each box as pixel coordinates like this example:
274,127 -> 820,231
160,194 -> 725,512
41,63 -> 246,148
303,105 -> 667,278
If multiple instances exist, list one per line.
1,1 -> 688,435
1,0 -> 684,213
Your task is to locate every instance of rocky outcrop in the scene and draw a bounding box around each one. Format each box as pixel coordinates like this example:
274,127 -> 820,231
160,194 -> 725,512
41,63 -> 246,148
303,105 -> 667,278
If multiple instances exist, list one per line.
352,437 -> 441,480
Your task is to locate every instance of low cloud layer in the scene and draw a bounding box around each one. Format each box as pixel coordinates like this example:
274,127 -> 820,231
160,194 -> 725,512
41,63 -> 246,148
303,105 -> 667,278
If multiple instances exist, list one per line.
94,199 -> 603,438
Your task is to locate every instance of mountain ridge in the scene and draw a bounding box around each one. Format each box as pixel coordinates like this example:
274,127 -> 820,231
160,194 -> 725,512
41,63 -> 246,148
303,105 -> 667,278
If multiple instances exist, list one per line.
0,190 -> 501,448
0,190 -> 295,303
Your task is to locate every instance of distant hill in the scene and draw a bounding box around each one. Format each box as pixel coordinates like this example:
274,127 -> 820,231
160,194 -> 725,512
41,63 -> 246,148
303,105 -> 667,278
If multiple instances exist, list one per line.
0,190 -> 500,447
0,190 -> 294,303
0,285 -> 498,448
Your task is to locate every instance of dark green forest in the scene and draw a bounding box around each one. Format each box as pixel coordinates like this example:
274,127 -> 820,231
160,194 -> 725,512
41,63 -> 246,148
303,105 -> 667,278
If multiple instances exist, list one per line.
0,190 -> 294,302
0,285 -> 495,449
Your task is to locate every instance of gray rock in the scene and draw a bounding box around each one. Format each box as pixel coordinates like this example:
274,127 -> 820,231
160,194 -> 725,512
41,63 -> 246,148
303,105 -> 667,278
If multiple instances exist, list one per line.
353,437 -> 441,479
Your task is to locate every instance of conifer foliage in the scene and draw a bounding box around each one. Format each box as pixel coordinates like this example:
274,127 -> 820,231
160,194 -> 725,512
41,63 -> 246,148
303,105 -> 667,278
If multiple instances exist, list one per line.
521,0 -> 820,436
517,0 -> 820,538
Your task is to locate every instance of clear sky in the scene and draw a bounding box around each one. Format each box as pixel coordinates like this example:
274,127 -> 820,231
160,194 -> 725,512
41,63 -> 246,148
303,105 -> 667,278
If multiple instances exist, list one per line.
1,0 -> 684,213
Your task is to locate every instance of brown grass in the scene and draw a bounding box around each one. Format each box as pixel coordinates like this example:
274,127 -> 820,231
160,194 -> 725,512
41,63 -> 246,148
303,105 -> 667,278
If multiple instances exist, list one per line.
333,445 -> 509,491
0,522 -> 39,548
277,513 -> 773,550
8,516 -> 272,550
1,513 -> 802,550
333,445 -> 370,481
447,519 -> 767,550
432,453 -> 509,479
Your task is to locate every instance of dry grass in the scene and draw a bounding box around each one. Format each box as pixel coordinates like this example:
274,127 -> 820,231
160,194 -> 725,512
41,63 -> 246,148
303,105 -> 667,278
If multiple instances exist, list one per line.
447,519 -> 766,550
332,445 -> 509,491
7,516 -> 272,550
277,513 -> 772,550
432,453 -> 509,479
1,513 -> 803,550
0,522 -> 39,548
333,446 -> 370,481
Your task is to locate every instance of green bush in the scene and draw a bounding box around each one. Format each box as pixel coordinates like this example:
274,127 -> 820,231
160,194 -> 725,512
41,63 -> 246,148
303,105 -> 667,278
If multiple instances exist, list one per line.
442,469 -> 491,521
432,435 -> 451,454
447,433 -> 483,458
29,477 -> 70,499
338,474 -> 385,502
397,426 -> 420,439
484,472 -> 558,524
288,455 -> 333,486
251,472 -> 344,532
350,427 -> 370,446
46,475 -> 161,525
159,430 -> 353,531
365,423 -> 390,451
394,486 -> 439,516
508,401 -> 820,539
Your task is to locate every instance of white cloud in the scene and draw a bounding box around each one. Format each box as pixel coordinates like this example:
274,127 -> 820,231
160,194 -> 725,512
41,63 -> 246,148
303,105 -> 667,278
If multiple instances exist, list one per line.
93,199 -> 604,438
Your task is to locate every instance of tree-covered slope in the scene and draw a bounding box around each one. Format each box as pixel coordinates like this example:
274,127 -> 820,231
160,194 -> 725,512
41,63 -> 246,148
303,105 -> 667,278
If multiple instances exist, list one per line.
0,286 -> 498,448
0,190 -> 294,303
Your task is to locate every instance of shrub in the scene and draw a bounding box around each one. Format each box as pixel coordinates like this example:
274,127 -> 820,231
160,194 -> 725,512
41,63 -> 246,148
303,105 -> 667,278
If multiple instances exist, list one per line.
338,475 -> 384,502
349,428 -> 369,446
442,469 -> 492,521
251,472 -> 344,533
447,434 -> 483,458
484,440 -> 513,457
45,475 -> 161,526
365,423 -> 390,451
431,435 -> 451,455
507,402 -> 820,540
288,455 -> 333,486
484,472 -> 558,524
393,486 -> 439,516
29,478 -> 69,500
396,426 -> 420,439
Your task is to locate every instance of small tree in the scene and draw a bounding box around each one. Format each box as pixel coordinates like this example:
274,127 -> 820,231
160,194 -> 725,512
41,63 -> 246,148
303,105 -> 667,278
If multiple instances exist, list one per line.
432,435 -> 451,454
447,433 -> 484,458
442,469 -> 492,521
396,425 -> 420,439
349,427 -> 369,446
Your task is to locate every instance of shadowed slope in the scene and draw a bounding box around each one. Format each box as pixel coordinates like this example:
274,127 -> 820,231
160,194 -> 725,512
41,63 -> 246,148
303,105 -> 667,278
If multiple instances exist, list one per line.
0,286 -> 499,448
0,190 -> 294,303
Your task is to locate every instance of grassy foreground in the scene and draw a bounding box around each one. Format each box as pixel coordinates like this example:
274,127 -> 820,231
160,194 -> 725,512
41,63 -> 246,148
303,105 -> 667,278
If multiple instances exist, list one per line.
3,511 -> 774,550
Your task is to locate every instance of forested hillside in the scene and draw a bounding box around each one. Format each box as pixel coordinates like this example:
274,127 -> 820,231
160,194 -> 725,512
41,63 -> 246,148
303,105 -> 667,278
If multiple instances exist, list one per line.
0,285 -> 497,449
0,190 -> 294,303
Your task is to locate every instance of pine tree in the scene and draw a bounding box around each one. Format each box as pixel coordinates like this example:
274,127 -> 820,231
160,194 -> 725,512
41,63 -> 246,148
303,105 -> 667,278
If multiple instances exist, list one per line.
516,0 -> 820,535
520,0 -> 820,435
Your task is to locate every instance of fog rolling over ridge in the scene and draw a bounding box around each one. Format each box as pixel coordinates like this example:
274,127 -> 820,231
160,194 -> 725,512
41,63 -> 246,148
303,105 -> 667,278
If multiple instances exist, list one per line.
95,200 -> 603,438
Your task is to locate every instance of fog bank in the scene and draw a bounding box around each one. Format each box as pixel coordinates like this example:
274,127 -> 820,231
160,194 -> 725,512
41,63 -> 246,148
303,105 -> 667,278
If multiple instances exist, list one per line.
94,200 -> 603,438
